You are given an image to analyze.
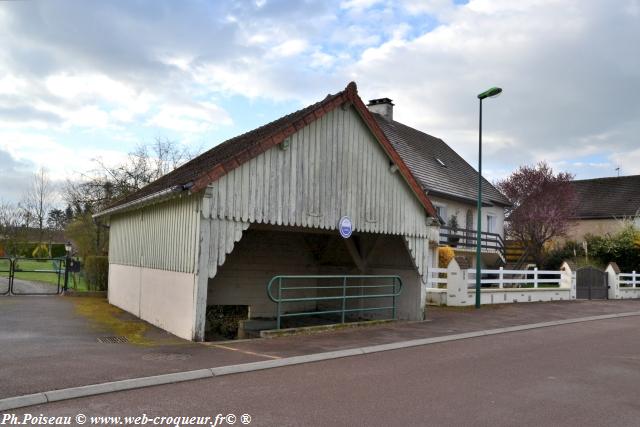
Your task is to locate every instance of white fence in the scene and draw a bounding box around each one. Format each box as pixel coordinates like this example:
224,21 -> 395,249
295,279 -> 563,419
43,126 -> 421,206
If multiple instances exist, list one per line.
619,271 -> 639,288
428,267 -> 565,289
606,265 -> 640,299
426,260 -> 575,306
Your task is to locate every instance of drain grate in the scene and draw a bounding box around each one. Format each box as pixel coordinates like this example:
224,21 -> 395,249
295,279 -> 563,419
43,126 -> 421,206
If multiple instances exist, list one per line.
97,336 -> 129,344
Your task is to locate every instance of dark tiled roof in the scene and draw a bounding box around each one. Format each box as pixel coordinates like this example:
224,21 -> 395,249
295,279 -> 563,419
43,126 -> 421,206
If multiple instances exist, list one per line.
570,175 -> 640,219
100,82 -> 438,218
372,113 -> 511,206
102,90 -> 345,210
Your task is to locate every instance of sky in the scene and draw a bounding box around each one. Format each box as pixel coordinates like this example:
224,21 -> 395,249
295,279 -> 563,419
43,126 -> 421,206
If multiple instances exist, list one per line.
1,0 -> 639,204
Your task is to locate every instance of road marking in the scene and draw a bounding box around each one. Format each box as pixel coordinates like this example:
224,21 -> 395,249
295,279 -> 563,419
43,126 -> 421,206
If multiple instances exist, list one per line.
212,344 -> 282,360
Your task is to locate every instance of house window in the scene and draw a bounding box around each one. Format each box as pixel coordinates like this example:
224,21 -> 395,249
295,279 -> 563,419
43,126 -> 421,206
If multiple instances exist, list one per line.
486,214 -> 496,234
435,204 -> 447,224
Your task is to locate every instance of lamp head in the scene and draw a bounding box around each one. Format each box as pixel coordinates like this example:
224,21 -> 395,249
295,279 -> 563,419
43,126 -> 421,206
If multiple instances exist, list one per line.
477,87 -> 502,100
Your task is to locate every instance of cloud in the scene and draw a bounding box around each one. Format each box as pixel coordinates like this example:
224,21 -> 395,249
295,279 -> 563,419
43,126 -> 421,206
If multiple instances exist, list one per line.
0,147 -> 35,203
348,0 -> 640,178
147,101 -> 232,134
0,0 -> 638,209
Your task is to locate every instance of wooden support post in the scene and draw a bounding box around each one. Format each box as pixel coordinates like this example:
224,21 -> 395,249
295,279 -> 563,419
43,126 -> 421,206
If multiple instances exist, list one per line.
192,188 -> 212,342
344,238 -> 367,273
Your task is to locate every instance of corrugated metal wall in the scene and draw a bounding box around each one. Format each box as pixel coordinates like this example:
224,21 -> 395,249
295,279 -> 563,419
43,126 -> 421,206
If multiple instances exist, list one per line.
204,106 -> 430,238
109,194 -> 200,273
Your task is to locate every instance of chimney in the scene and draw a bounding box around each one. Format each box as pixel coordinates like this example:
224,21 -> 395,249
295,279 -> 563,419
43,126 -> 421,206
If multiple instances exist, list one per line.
366,98 -> 394,121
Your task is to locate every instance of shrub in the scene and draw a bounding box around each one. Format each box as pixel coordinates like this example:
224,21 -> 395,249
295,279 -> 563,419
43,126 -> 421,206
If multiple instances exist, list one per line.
31,243 -> 50,258
84,256 -> 109,291
205,305 -> 249,340
543,241 -> 582,270
50,244 -> 66,258
587,224 -> 640,272
438,246 -> 455,268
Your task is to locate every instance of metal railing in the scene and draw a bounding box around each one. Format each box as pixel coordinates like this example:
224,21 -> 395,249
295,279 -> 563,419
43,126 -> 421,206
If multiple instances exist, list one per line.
439,226 -> 505,258
0,257 -> 66,295
267,275 -> 403,330
0,257 -> 11,295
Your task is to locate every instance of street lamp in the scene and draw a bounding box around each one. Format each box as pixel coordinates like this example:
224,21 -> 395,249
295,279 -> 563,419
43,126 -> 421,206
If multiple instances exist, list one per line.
475,87 -> 502,309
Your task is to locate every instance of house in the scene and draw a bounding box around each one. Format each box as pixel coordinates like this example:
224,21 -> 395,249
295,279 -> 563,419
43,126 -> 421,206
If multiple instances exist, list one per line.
368,98 -> 510,268
566,175 -> 640,241
95,82 -> 508,341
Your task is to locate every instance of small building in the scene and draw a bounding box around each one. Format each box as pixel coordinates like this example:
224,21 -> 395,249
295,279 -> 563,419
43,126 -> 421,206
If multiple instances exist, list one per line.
95,82 -> 441,341
566,175 -> 640,241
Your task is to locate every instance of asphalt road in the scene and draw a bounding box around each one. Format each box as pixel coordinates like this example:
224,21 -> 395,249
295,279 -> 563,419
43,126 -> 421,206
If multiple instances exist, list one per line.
10,316 -> 640,427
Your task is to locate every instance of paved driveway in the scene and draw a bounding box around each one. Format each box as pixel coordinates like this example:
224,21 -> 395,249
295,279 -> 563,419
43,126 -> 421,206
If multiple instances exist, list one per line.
6,278 -> 59,294
0,296 -> 265,399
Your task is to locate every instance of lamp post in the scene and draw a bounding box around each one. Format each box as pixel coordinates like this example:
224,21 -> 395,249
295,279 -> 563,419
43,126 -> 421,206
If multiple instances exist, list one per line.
475,87 -> 502,309
64,241 -> 72,292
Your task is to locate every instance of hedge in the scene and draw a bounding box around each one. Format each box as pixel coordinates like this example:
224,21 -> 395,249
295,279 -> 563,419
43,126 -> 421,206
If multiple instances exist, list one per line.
84,256 -> 109,291
0,242 -> 67,258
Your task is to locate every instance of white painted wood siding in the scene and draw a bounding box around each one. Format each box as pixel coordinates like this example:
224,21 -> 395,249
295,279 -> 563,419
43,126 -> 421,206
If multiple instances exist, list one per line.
404,236 -> 429,283
206,217 -> 250,279
204,106 -> 430,238
109,194 -> 200,273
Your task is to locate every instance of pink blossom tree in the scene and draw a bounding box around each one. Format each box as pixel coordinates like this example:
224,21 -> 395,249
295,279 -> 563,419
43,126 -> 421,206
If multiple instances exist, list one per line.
496,162 -> 578,266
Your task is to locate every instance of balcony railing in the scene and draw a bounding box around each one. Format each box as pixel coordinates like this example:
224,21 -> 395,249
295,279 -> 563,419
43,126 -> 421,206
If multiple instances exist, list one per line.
439,225 -> 505,259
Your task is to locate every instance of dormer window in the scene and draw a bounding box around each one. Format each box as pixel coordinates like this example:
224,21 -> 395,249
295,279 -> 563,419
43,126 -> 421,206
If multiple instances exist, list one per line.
435,158 -> 446,167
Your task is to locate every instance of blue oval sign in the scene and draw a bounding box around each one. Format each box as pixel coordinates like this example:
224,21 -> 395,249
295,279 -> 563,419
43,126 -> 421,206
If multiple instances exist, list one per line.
338,216 -> 353,239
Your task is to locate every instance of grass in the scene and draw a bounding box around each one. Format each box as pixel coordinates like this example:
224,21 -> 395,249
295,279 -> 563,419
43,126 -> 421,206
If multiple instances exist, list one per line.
0,258 -> 91,291
72,297 -> 152,345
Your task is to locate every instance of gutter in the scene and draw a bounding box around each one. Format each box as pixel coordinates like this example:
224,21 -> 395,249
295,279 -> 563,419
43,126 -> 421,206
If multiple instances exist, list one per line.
92,184 -> 190,219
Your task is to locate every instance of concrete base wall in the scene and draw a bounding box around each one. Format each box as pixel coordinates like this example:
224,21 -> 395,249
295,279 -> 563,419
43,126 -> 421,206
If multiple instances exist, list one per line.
459,289 -> 572,306
108,263 -> 197,340
618,288 -> 640,299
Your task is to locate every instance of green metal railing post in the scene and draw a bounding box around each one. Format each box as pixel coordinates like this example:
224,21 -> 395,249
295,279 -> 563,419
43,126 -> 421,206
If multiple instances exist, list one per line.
392,277 -> 397,320
277,277 -> 282,330
341,277 -> 347,324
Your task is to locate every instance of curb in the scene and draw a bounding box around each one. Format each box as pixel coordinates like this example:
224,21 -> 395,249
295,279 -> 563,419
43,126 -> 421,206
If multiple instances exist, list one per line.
2,310 -> 639,412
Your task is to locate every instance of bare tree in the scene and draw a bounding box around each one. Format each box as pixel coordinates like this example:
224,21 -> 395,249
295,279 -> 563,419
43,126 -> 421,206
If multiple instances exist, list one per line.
21,167 -> 55,242
0,200 -> 26,256
496,162 -> 578,266
64,137 -> 198,213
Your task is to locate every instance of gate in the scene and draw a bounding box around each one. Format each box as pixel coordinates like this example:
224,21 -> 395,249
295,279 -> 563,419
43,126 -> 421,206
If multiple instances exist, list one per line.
0,257 -> 10,295
576,266 -> 608,300
0,257 -> 67,296
267,275 -> 403,329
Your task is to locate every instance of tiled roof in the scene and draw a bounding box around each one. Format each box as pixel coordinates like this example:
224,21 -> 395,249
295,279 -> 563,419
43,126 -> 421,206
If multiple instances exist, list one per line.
570,175 -> 640,219
100,82 -> 438,218
372,113 -> 511,206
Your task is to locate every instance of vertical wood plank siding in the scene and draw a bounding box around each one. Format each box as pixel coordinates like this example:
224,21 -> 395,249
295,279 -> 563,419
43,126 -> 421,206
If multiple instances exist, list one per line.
205,107 -> 429,238
202,106 -> 432,279
206,218 -> 250,279
109,194 -> 200,273
404,236 -> 429,282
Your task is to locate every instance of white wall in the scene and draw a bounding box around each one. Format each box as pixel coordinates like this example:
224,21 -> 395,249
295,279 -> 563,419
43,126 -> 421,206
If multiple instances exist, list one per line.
108,263 -> 197,340
429,195 -> 505,237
